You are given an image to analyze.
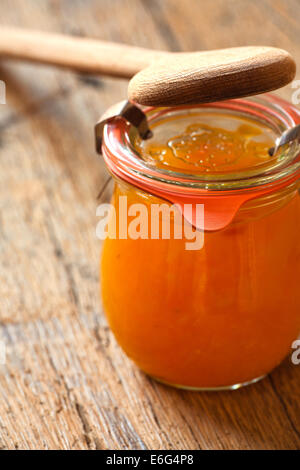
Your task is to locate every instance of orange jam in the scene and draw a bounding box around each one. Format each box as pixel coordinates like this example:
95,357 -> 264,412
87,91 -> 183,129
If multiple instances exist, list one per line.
136,120 -> 274,174
100,108 -> 300,390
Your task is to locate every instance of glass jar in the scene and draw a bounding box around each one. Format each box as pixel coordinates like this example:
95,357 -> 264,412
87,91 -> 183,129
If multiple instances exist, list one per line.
99,95 -> 300,390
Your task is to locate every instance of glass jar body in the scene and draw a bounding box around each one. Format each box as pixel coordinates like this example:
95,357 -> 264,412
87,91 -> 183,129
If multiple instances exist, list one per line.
101,179 -> 300,390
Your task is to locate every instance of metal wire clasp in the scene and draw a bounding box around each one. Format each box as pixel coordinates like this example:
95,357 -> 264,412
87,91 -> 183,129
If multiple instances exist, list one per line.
269,124 -> 300,156
95,100 -> 152,154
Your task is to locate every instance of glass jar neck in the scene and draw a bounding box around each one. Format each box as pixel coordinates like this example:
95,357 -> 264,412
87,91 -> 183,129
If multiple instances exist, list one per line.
102,94 -> 300,193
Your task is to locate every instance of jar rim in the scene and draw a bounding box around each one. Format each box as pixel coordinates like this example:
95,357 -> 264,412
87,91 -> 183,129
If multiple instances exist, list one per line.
102,94 -> 300,194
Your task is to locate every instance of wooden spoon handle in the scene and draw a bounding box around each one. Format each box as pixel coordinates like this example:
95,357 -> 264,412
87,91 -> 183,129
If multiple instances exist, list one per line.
0,26 -> 296,107
0,26 -> 168,78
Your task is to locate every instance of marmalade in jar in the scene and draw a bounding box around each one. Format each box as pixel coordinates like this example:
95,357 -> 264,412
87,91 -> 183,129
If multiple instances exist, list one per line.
100,98 -> 300,390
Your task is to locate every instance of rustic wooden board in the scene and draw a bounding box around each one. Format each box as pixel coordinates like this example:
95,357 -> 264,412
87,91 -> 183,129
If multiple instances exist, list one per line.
0,0 -> 299,450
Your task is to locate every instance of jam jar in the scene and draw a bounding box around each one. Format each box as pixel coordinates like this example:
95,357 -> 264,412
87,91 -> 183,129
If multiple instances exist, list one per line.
97,94 -> 300,390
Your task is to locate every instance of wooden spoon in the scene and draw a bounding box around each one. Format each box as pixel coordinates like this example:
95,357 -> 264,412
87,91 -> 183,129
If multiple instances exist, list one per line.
0,26 -> 296,106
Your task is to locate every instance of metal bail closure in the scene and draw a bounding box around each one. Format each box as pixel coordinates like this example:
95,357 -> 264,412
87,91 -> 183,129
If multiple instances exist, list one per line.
95,100 -> 152,154
269,123 -> 300,156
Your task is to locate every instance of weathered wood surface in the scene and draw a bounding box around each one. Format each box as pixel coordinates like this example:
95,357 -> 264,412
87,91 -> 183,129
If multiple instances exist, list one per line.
0,0 -> 299,450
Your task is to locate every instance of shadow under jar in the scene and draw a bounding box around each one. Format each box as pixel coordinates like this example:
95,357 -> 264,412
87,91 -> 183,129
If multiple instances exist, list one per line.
100,95 -> 300,390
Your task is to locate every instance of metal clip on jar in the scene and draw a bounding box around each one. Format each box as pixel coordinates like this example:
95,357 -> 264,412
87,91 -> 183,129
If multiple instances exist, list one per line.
96,95 -> 300,390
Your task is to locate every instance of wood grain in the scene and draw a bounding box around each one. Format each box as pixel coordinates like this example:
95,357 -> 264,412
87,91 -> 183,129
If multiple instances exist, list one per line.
128,47 -> 296,105
0,0 -> 299,450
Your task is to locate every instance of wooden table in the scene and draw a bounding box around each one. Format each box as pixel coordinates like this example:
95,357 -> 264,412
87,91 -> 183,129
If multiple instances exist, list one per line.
0,0 -> 299,450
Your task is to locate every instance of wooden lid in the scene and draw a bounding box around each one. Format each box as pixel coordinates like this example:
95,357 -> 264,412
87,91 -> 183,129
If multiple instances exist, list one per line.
128,46 -> 296,106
